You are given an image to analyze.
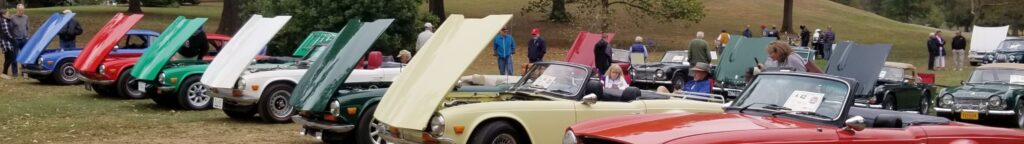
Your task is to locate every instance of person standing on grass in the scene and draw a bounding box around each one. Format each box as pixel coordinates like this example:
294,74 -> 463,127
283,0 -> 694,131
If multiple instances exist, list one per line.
952,31 -> 967,71
416,22 -> 434,51
799,25 -> 810,47
9,4 -> 28,78
932,31 -> 946,71
527,28 -> 546,63
927,32 -> 937,71
0,8 -> 17,79
57,9 -> 82,49
823,26 -> 835,60
594,34 -> 611,76
688,31 -> 710,67
743,25 -> 752,38
761,25 -> 768,37
630,36 -> 649,61
493,27 -> 515,75
717,30 -> 730,52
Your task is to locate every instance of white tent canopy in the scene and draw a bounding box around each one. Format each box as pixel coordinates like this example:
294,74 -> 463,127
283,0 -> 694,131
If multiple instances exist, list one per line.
970,25 -> 1010,53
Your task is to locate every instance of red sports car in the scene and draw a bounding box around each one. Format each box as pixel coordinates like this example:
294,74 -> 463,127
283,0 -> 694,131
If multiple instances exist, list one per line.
564,32 -> 631,83
566,72 -> 1024,144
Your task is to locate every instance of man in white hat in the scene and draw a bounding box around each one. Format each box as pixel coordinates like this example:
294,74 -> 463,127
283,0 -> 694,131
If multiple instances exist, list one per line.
416,22 -> 434,51
57,9 -> 82,49
682,62 -> 712,94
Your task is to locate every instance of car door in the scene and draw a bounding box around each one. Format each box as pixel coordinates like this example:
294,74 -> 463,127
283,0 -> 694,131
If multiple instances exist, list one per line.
574,100 -> 645,122
837,127 -> 926,144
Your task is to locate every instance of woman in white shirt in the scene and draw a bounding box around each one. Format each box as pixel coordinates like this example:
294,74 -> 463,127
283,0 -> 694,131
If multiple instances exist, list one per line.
603,65 -> 629,90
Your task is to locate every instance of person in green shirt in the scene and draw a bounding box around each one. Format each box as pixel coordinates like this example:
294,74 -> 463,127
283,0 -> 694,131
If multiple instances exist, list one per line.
688,31 -> 711,66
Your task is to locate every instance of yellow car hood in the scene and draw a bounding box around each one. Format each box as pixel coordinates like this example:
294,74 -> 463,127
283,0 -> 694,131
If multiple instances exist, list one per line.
374,14 -> 512,129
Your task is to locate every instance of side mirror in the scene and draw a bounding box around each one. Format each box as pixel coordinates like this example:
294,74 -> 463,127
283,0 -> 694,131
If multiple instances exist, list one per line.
843,116 -> 866,132
582,94 -> 598,105
721,101 -> 733,109
960,80 -> 966,86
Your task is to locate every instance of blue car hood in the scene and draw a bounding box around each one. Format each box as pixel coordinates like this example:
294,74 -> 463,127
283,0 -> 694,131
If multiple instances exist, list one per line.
17,13 -> 76,65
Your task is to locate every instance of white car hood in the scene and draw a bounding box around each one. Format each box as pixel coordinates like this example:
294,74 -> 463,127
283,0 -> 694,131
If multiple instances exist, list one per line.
970,25 -> 1009,53
201,15 -> 291,88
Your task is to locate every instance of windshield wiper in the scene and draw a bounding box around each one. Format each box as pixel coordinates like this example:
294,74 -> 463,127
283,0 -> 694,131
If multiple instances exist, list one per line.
771,111 -> 832,119
738,103 -> 789,113
543,89 -> 573,95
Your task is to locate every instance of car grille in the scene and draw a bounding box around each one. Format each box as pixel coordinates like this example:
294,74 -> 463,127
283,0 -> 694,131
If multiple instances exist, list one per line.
579,136 -> 625,144
954,98 -> 987,110
633,70 -> 664,81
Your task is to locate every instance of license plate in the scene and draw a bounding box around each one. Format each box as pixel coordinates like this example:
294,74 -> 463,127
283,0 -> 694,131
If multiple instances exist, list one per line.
138,83 -> 147,92
300,128 -> 321,137
961,111 -> 980,120
213,97 -> 223,109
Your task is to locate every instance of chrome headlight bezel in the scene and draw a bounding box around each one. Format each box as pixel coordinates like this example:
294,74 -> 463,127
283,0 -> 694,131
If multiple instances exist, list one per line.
563,129 -> 577,144
987,96 -> 1006,110
235,78 -> 246,89
328,101 -> 341,117
939,95 -> 955,108
97,64 -> 106,73
655,69 -> 664,78
157,73 -> 166,83
37,57 -> 44,65
428,115 -> 445,137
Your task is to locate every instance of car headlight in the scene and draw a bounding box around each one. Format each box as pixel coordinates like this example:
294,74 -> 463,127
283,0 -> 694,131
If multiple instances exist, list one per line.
429,115 -> 445,137
939,95 -> 954,108
563,129 -> 577,144
97,64 -> 105,73
157,73 -> 165,83
328,101 -> 341,117
655,69 -> 664,78
987,96 -> 1006,110
987,54 -> 995,60
37,58 -> 43,65
235,78 -> 246,89
629,69 -> 636,77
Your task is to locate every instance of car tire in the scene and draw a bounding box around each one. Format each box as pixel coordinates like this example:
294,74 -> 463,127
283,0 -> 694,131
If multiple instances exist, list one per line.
223,103 -> 255,120
469,121 -> 530,144
882,93 -> 896,110
1017,100 -> 1024,129
258,84 -> 295,123
670,73 -> 686,93
53,62 -> 80,85
91,84 -> 116,96
116,68 -> 146,99
177,76 -> 211,110
356,104 -> 387,144
322,130 -> 353,144
919,91 -> 931,114
971,62 -> 980,66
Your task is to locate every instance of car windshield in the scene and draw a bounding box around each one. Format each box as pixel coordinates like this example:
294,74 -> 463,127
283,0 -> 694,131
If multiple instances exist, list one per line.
997,40 -> 1024,52
734,74 -> 850,120
878,67 -> 904,82
660,51 -> 688,63
968,69 -> 1024,84
302,44 -> 329,61
515,64 -> 589,99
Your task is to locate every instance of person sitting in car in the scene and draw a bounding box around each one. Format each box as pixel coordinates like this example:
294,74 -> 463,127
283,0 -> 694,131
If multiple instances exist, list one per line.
603,66 -> 629,90
682,62 -> 712,94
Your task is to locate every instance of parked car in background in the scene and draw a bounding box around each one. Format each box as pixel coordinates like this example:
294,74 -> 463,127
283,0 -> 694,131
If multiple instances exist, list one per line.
712,36 -> 774,99
936,63 -> 1024,128
630,51 -> 691,90
970,26 -> 1010,66
372,15 -> 724,144
18,12 -> 87,85
568,71 -> 1024,143
855,62 -> 934,114
983,38 -> 1024,64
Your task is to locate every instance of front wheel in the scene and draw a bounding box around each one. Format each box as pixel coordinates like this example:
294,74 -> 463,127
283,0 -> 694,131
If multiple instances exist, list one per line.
670,73 -> 686,93
882,93 -> 896,110
53,62 -> 80,85
469,121 -> 530,144
1016,100 -> 1024,128
177,76 -> 211,110
356,105 -> 387,144
919,91 -> 931,114
258,84 -> 295,123
117,68 -> 146,99
223,103 -> 255,120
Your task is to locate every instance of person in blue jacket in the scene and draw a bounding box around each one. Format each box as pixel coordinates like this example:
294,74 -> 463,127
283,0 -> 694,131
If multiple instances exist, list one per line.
630,36 -> 648,61
493,27 -> 516,75
682,62 -> 711,94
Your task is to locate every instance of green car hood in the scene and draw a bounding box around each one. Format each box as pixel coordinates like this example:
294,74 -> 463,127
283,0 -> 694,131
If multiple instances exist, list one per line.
825,42 -> 891,96
946,84 -> 1017,99
130,16 -> 207,81
290,19 -> 394,113
292,31 -> 339,57
714,35 -> 773,86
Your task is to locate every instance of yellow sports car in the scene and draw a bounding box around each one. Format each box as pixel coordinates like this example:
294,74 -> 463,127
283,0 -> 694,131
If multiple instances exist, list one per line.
373,14 -> 726,144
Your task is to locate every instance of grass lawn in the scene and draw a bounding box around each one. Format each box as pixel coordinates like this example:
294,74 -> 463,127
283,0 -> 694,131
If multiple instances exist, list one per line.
0,0 -> 1012,143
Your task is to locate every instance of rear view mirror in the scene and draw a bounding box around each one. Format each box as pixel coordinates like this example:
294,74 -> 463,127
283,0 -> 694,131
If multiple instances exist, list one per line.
960,80 -> 966,86
843,116 -> 866,132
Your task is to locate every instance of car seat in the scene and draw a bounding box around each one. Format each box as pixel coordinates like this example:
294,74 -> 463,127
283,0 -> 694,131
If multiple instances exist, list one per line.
873,114 -> 904,128
583,80 -> 605,101
620,87 -> 642,102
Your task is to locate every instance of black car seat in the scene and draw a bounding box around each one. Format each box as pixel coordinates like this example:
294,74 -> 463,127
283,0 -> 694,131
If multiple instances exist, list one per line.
583,80 -> 605,101
873,114 -> 904,128
620,87 -> 642,102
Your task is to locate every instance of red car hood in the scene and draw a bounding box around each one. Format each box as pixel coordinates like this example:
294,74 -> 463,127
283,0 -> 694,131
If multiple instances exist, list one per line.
571,112 -> 817,143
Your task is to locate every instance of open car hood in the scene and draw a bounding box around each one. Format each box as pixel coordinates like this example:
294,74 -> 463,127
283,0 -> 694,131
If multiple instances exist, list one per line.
130,16 -> 207,81
565,32 -> 615,67
201,15 -> 291,88
292,31 -> 338,57
825,42 -> 891,96
73,13 -> 144,71
970,26 -> 1009,53
290,19 -> 394,113
17,12 -> 76,65
375,15 -> 512,130
715,36 -> 773,85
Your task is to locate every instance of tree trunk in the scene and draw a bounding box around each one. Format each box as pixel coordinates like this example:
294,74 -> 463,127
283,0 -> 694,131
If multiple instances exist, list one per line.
429,0 -> 446,21
550,0 -> 569,22
127,0 -> 143,13
217,0 -> 242,35
781,0 -> 793,33
600,0 -> 609,33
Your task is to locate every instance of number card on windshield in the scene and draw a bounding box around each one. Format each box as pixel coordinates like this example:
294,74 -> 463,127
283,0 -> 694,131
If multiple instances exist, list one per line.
783,91 -> 825,112
1011,75 -> 1024,83
532,75 -> 557,88
672,56 -> 687,62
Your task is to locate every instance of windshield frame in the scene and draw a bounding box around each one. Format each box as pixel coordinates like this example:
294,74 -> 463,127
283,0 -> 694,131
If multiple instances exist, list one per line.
660,51 -> 689,63
996,40 -> 1024,52
728,73 -> 855,123
512,62 -> 593,100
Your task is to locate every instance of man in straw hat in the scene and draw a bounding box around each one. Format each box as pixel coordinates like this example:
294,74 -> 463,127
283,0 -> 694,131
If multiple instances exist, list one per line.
682,62 -> 711,93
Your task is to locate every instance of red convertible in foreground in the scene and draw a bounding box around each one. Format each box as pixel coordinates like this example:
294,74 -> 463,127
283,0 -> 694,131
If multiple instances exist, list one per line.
566,72 -> 1024,144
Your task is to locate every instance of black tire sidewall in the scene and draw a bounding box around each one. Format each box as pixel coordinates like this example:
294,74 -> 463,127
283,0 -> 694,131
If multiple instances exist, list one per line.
671,73 -> 686,92
223,102 -> 255,119
54,62 -> 79,85
258,84 -> 295,123
356,104 -> 378,144
883,93 -> 896,110
470,121 -> 529,144
177,76 -> 211,110
117,68 -> 146,99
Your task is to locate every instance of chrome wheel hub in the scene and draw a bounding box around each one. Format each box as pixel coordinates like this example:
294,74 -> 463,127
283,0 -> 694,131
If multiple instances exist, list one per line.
270,90 -> 293,118
186,83 -> 210,106
61,65 -> 78,81
369,119 -> 388,144
492,134 -> 517,144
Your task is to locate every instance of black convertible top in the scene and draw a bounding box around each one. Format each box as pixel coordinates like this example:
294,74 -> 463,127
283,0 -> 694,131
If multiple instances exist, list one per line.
848,107 -> 950,127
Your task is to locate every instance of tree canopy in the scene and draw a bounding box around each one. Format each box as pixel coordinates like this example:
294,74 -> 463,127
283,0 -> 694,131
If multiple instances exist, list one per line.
522,0 -> 705,31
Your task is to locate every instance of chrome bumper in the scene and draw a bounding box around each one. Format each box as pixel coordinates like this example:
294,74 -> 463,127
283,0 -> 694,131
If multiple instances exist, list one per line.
934,108 -> 1015,115
377,124 -> 455,144
292,116 -> 355,133
79,75 -> 115,85
631,79 -> 673,85
22,68 -> 52,76
206,87 -> 258,106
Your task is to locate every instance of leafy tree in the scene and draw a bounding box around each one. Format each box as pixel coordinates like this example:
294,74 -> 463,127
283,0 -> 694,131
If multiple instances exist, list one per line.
522,0 -> 705,31
878,0 -> 929,22
217,0 -> 242,35
940,0 -> 973,31
242,0 -> 426,56
127,0 -> 142,13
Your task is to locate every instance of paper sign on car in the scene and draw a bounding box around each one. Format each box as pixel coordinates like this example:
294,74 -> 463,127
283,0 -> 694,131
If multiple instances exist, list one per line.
533,75 -> 557,88
672,56 -> 687,62
783,91 -> 824,112
1011,75 -> 1024,83
710,51 -> 718,60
